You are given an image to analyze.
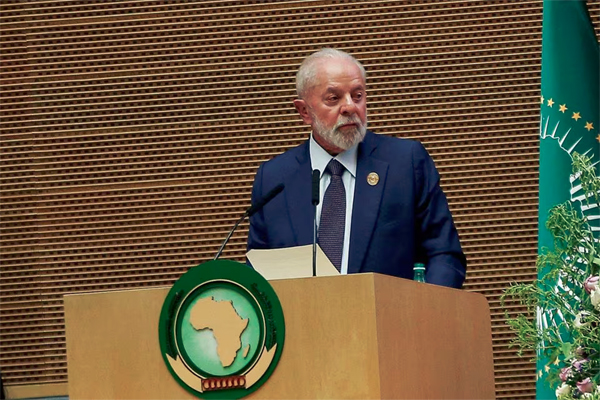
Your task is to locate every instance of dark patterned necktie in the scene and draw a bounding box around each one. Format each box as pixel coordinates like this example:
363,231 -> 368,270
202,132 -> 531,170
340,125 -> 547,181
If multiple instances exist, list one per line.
318,159 -> 346,272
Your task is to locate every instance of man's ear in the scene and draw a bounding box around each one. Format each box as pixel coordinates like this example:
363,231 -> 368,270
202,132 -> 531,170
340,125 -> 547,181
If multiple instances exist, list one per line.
293,99 -> 312,125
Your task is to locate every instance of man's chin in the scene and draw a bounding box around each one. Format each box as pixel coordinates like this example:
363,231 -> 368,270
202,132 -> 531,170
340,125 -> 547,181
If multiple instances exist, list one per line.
331,132 -> 364,150
339,127 -> 366,147
314,124 -> 367,152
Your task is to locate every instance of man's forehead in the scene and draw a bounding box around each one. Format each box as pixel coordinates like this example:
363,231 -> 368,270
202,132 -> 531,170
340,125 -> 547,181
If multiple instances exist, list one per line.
314,60 -> 365,84
323,81 -> 365,93
316,57 -> 361,74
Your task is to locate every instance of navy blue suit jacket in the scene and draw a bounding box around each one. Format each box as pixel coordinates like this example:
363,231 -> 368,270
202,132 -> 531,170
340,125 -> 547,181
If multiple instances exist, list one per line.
247,131 -> 466,288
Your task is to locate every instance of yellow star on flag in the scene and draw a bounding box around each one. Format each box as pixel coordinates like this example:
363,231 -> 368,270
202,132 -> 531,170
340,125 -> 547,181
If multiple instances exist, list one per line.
540,96 -> 544,104
585,122 -> 594,131
572,112 -> 581,121
547,98 -> 554,107
597,134 -> 600,142
559,104 -> 567,113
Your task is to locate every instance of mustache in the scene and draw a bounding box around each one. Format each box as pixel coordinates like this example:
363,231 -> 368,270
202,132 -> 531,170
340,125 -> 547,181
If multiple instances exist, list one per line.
334,116 -> 364,130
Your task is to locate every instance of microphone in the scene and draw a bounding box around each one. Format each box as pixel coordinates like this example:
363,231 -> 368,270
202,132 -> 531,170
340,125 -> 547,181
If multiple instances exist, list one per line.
311,170 -> 320,276
246,183 -> 285,217
214,183 -> 284,260
312,169 -> 320,206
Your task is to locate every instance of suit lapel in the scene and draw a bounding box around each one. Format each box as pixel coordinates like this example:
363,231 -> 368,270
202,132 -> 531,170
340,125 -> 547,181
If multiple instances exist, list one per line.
283,142 -> 314,246
348,133 -> 388,274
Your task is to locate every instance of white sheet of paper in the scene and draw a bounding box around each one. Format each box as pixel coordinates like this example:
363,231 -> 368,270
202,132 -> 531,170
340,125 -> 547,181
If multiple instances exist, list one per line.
246,245 -> 340,280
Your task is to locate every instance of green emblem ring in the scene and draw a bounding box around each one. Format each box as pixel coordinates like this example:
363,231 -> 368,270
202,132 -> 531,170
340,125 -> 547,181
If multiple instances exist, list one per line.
159,260 -> 285,399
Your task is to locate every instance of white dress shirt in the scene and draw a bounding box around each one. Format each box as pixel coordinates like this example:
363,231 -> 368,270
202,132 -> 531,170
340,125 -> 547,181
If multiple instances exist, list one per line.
309,134 -> 358,274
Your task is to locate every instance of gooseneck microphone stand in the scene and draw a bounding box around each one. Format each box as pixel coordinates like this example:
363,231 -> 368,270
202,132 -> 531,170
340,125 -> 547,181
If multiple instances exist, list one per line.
213,183 -> 284,260
312,169 -> 320,277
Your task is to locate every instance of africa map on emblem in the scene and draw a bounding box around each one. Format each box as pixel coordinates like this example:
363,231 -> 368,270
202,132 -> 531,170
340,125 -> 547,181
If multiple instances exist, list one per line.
160,260 -> 285,399
180,288 -> 261,376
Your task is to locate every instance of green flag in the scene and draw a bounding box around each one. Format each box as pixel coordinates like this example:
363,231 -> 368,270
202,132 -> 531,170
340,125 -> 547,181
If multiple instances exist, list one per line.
538,0 -> 599,398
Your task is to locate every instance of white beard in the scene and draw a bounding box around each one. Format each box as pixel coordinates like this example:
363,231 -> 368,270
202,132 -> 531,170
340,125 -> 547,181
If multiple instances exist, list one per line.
311,113 -> 367,151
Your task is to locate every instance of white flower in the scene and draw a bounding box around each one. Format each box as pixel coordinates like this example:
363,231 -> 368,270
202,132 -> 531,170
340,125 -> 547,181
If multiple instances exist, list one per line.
556,383 -> 571,398
591,286 -> 600,311
574,311 -> 590,328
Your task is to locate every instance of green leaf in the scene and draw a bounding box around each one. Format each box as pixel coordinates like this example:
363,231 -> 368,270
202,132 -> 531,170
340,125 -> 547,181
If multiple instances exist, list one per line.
560,342 -> 572,358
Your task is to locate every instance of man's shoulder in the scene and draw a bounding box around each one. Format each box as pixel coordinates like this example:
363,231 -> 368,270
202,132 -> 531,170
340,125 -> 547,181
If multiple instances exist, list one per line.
258,139 -> 309,173
365,131 -> 426,158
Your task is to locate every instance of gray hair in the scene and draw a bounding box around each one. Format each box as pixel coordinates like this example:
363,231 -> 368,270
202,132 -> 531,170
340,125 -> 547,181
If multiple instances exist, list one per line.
295,48 -> 366,98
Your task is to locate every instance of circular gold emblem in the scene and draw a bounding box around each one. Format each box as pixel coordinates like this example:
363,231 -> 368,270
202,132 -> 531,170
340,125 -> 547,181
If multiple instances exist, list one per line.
367,172 -> 379,186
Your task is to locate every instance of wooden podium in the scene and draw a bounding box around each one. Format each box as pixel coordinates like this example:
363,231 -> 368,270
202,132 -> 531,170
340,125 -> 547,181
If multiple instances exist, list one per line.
64,273 -> 495,399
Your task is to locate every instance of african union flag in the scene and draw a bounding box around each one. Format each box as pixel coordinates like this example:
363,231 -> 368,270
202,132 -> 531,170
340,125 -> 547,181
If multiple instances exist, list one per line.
537,0 -> 599,399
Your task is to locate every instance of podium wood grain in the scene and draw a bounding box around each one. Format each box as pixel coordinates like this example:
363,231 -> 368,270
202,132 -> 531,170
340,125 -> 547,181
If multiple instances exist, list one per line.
64,273 -> 495,399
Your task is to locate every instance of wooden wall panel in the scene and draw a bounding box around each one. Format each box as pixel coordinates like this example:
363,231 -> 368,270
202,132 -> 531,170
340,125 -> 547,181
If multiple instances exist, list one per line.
1,0 -> 599,398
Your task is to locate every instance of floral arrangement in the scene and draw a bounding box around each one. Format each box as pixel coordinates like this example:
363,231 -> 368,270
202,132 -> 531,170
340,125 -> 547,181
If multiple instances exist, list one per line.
501,153 -> 600,399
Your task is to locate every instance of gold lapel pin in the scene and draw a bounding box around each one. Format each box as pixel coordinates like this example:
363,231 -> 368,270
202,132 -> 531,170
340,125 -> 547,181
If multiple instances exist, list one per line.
367,172 -> 379,186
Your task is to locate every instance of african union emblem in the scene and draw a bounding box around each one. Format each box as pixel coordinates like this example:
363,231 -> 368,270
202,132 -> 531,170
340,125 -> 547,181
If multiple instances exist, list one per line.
159,260 -> 285,399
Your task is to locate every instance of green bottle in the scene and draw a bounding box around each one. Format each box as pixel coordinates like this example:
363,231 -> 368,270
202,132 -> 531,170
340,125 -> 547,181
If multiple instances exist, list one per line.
413,263 -> 426,283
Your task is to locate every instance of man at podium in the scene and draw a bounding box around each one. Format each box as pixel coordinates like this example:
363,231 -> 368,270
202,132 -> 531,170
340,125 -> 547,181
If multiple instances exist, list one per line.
247,48 -> 466,289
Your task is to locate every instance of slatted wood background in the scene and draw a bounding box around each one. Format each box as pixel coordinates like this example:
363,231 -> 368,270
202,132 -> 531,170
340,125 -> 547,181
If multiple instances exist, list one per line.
1,0 -> 599,398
